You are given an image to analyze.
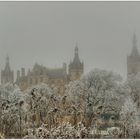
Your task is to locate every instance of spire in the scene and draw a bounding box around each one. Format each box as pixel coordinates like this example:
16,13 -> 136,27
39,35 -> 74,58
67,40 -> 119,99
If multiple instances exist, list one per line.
4,55 -> 10,72
75,42 -> 79,58
131,33 -> 140,57
73,43 -> 81,64
69,43 -> 83,70
6,55 -> 9,66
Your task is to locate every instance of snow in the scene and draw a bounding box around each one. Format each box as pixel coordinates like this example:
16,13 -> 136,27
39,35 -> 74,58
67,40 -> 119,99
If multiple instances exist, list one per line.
0,69 -> 140,138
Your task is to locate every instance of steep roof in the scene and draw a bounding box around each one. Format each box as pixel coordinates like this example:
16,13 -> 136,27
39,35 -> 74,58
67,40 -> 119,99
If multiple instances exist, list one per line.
31,63 -> 66,79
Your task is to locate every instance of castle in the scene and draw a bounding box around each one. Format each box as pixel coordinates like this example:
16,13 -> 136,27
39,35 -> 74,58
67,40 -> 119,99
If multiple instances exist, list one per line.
127,33 -> 140,77
1,33 -> 140,91
2,34 -> 140,92
1,46 -> 84,94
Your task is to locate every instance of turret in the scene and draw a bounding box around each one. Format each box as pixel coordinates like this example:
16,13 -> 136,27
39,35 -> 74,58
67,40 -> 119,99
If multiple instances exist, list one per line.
6,55 -> 10,66
69,43 -> 84,81
1,55 -> 14,84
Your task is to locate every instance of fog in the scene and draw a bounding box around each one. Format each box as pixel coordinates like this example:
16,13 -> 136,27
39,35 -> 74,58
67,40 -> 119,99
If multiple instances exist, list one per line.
0,1 -> 139,80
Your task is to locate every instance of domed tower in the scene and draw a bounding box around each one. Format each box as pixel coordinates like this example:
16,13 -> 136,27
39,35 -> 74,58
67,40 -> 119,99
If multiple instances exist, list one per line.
1,55 -> 14,84
69,44 -> 84,81
127,33 -> 140,76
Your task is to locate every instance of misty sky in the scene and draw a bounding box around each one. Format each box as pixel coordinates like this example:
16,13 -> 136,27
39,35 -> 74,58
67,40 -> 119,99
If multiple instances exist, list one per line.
0,1 -> 140,80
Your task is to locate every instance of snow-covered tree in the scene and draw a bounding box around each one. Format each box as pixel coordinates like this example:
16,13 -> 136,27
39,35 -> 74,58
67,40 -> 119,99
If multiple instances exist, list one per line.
0,83 -> 27,137
3,70 -> 140,138
65,69 -> 125,127
25,83 -> 60,128
24,121 -> 101,139
120,96 -> 140,138
125,74 -> 140,108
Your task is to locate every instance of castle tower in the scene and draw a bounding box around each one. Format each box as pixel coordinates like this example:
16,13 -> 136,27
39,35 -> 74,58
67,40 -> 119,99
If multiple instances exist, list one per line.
69,44 -> 84,81
1,56 -> 14,84
127,33 -> 140,76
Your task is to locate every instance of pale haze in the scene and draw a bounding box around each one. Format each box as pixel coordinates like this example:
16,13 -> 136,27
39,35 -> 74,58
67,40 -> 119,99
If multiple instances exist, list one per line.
0,1 -> 139,80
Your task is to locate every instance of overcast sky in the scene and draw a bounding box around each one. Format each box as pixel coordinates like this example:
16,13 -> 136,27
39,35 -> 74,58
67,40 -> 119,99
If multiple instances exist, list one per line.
0,1 -> 140,80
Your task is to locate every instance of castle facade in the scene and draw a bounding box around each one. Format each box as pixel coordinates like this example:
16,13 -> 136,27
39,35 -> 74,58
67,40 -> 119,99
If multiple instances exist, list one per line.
1,46 -> 84,95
